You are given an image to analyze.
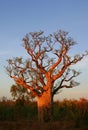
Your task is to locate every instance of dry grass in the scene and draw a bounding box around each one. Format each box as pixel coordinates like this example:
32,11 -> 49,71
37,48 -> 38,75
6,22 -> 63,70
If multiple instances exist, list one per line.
0,98 -> 88,130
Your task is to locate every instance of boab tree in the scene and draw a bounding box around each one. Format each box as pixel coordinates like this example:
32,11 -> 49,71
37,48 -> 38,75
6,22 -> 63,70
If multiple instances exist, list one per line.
6,30 -> 88,122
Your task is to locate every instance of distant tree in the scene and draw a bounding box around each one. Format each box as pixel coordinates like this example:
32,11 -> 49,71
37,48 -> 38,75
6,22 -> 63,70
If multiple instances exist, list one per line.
6,30 -> 88,122
10,84 -> 33,101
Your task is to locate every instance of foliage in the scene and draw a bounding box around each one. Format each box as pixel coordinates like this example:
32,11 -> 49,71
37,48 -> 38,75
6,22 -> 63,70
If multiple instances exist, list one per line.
10,84 -> 34,101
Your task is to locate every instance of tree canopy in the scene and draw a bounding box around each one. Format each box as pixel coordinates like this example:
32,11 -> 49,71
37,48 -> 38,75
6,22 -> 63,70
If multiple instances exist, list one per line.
6,30 -> 88,98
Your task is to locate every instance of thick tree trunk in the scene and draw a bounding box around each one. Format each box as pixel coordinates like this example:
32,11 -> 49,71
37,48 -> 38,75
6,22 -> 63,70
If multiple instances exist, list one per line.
37,89 -> 53,123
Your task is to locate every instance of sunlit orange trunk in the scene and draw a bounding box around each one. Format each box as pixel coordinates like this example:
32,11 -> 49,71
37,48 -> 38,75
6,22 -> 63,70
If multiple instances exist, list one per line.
37,88 -> 53,123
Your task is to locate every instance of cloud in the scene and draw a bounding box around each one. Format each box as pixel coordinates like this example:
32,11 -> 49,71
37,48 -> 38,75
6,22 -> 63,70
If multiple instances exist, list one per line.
0,50 -> 9,56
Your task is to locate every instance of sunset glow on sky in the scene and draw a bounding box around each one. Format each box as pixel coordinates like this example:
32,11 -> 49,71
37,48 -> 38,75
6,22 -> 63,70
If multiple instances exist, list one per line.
0,0 -> 88,100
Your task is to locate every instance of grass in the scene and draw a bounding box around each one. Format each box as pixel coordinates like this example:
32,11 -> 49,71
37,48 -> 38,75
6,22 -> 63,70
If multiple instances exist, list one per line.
0,98 -> 88,130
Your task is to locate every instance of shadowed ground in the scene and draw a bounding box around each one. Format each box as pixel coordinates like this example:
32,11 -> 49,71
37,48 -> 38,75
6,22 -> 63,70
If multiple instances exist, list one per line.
0,121 -> 87,130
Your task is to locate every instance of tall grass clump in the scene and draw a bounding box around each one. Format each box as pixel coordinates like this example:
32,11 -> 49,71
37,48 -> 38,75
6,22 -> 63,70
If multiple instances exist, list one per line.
54,98 -> 88,127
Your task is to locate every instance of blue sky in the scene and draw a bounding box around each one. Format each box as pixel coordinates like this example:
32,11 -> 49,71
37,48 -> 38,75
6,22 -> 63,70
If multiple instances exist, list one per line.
0,0 -> 88,100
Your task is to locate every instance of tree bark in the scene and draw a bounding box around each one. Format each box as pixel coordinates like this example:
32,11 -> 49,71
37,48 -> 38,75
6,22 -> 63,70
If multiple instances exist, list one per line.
37,89 -> 53,123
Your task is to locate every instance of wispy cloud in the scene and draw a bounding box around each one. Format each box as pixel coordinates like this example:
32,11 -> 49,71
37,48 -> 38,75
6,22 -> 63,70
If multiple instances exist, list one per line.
0,50 -> 9,56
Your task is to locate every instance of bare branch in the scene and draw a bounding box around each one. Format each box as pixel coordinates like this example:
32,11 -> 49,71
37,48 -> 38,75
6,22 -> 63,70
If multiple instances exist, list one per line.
6,30 -> 88,99
52,68 -> 81,96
